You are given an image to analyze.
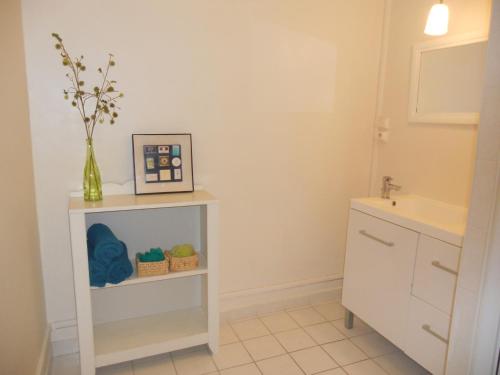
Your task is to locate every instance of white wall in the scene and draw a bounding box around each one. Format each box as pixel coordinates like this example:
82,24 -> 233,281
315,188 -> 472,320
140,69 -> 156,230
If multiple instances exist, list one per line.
374,0 -> 492,207
21,0 -> 385,328
0,0 -> 48,373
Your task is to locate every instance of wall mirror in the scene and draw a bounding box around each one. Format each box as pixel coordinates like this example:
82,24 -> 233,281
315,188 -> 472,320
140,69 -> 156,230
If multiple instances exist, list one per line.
409,33 -> 488,125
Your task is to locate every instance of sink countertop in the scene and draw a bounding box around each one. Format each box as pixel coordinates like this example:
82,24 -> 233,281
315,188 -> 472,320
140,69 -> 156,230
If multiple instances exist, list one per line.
351,195 -> 467,247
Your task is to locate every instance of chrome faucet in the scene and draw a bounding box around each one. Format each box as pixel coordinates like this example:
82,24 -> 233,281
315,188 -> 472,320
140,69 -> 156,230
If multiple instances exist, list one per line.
381,176 -> 401,199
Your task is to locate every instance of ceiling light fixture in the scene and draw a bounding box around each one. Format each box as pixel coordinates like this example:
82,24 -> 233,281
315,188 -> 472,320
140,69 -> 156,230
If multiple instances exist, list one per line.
425,0 -> 449,36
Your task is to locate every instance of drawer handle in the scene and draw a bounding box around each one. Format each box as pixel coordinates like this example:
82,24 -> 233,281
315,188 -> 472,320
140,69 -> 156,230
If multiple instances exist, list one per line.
422,324 -> 449,344
431,261 -> 458,276
359,230 -> 394,247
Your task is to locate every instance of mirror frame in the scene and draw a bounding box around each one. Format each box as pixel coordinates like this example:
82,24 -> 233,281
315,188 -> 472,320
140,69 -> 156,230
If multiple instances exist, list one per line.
408,32 -> 488,125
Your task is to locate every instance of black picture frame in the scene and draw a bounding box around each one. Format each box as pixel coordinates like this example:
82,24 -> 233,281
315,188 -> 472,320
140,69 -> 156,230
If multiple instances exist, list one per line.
132,133 -> 194,195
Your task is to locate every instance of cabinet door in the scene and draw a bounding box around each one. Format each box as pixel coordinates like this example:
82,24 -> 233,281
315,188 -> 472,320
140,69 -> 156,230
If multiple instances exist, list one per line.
406,296 -> 450,375
412,235 -> 460,315
342,209 -> 419,347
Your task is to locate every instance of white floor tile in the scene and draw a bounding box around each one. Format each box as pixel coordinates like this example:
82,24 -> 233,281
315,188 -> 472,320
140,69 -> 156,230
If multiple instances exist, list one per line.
313,302 -> 346,321
51,303 -> 421,375
290,346 -> 339,375
96,362 -> 133,375
172,348 -> 217,375
231,318 -> 270,340
288,307 -> 327,326
220,363 -> 262,375
304,322 -> 346,344
322,340 -> 368,366
256,303 -> 287,316
220,324 -> 239,345
133,354 -> 175,375
256,354 -> 304,375
374,351 -> 431,375
260,311 -> 299,333
225,310 -> 258,323
332,317 -> 373,338
274,328 -> 317,352
343,359 -> 387,375
317,369 -> 347,375
243,335 -> 286,361
212,342 -> 252,370
283,298 -> 312,311
351,332 -> 398,357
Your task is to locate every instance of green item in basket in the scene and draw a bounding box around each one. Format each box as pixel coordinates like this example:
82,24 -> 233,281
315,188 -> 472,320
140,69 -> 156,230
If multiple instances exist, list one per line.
170,244 -> 195,258
138,248 -> 165,262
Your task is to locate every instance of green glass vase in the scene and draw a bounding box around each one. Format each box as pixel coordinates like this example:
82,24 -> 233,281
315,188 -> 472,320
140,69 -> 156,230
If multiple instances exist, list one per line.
83,138 -> 103,201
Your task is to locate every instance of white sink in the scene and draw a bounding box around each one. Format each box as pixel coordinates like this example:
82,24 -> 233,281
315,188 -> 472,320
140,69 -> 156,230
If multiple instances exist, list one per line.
351,195 -> 467,246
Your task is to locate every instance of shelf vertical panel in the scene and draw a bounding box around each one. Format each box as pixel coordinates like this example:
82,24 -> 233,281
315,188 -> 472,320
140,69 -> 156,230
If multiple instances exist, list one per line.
206,202 -> 220,353
69,212 -> 96,375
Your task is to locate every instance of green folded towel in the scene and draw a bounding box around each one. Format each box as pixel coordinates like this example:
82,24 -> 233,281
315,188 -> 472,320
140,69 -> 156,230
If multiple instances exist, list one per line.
170,244 -> 195,258
137,248 -> 165,262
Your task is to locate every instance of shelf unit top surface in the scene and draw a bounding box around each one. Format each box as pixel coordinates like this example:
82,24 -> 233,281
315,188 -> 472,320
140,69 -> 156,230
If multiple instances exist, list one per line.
69,190 -> 217,213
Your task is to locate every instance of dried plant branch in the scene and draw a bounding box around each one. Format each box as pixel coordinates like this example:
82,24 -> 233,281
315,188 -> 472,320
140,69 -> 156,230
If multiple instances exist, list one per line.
51,33 -> 124,139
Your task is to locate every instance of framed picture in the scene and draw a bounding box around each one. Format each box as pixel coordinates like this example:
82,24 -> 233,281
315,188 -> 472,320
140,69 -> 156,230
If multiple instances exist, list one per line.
132,134 -> 194,195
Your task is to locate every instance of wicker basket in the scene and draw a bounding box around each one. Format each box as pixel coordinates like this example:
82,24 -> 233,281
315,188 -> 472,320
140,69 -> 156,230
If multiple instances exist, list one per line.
167,251 -> 199,272
136,252 -> 169,277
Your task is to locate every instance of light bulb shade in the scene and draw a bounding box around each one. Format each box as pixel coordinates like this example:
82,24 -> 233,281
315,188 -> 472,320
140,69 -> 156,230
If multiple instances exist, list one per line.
425,3 -> 449,36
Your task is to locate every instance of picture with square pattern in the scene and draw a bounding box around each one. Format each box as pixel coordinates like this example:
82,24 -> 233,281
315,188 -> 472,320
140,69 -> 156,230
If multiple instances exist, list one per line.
143,144 -> 182,183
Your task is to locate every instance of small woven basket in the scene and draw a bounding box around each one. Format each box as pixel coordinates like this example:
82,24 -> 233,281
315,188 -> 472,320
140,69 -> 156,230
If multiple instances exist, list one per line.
136,252 -> 169,277
167,251 -> 199,272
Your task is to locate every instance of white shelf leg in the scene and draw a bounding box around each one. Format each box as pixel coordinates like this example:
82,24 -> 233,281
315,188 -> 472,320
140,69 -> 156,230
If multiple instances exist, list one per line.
69,213 -> 96,375
206,203 -> 219,354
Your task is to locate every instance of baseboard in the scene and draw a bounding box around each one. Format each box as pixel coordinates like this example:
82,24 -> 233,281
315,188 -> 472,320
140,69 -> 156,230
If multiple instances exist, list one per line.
220,274 -> 343,321
35,326 -> 52,375
50,275 -> 343,356
51,319 -> 79,357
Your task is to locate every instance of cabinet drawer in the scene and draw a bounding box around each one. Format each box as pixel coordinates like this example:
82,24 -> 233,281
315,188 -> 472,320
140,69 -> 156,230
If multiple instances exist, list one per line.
405,297 -> 450,375
412,235 -> 460,315
343,209 -> 419,348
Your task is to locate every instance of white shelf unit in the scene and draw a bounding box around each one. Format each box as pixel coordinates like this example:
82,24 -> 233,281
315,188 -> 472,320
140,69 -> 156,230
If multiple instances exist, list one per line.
68,191 -> 219,375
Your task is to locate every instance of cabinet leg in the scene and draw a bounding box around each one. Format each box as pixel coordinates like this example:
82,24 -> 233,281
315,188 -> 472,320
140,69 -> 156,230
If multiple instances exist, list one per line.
344,309 -> 354,329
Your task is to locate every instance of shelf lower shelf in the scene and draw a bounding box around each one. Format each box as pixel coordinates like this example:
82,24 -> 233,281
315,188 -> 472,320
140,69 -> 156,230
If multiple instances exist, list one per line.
91,257 -> 208,290
94,307 -> 209,367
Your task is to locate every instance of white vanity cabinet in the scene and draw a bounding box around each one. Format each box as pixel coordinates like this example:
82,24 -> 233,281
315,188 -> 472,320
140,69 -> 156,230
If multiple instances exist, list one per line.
343,196 -> 465,375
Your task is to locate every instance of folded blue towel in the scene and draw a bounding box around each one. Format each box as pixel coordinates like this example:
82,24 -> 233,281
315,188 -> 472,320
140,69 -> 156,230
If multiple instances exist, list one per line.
88,257 -> 107,287
87,223 -> 125,266
106,242 -> 133,284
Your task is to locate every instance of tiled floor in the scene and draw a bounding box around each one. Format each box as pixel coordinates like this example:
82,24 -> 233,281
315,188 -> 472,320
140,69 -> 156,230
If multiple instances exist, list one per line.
51,301 -> 431,375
